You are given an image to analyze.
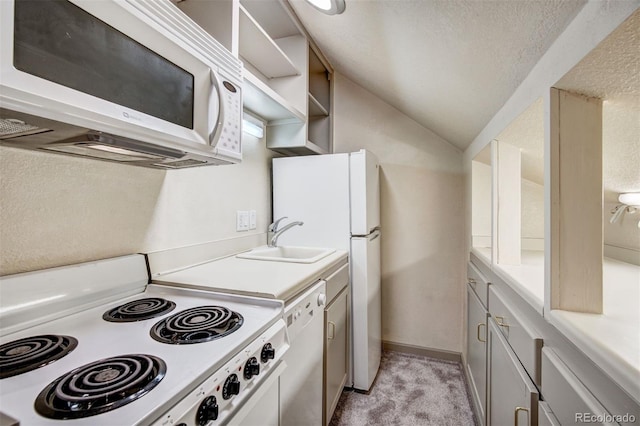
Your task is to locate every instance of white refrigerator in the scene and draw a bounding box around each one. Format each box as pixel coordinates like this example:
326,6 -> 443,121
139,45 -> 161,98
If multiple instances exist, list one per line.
272,149 -> 381,392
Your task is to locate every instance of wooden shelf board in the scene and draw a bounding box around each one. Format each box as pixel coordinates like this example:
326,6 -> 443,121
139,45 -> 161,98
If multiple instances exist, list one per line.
308,92 -> 329,117
268,140 -> 328,156
304,140 -> 328,155
243,70 -> 305,123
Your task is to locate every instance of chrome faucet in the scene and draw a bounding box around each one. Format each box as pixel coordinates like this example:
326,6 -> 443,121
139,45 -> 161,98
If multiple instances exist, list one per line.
268,217 -> 304,247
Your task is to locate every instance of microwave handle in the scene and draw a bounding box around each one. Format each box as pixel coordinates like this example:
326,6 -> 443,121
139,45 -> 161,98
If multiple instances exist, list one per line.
208,68 -> 225,146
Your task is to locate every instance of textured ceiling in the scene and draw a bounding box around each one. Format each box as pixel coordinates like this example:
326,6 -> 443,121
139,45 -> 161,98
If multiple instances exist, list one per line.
288,0 -> 587,150
472,9 -> 640,198
556,9 -> 640,201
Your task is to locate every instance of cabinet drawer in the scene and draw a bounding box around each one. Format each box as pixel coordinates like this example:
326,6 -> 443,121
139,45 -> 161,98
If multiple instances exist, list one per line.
489,286 -> 543,385
326,263 -> 349,303
487,320 -> 539,426
538,402 -> 560,426
468,262 -> 489,307
541,348 -> 615,426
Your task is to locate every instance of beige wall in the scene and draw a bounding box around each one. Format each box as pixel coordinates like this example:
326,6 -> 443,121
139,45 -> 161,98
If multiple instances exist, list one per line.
522,178 -> 544,242
603,101 -> 640,253
471,160 -> 492,248
333,73 -> 465,353
0,134 -> 274,275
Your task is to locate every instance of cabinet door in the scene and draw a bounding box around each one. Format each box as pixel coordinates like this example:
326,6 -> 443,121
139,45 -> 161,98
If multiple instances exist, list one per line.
324,288 -> 348,425
487,320 -> 538,426
466,286 -> 488,426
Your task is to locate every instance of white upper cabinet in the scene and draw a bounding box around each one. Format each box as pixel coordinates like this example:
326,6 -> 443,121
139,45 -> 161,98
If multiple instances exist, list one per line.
177,0 -> 333,156
240,0 -> 307,122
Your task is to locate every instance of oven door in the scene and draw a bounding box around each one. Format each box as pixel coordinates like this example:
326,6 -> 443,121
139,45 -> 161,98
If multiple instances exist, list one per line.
1,0 -> 235,158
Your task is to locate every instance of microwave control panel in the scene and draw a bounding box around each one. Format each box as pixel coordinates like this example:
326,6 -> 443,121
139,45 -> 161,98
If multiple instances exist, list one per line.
218,80 -> 242,156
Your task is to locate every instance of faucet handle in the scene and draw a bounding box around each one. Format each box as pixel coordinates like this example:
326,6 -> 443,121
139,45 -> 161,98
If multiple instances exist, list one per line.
269,216 -> 288,232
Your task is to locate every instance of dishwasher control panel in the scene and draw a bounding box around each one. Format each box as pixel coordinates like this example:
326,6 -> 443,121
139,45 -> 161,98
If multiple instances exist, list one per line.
284,280 -> 326,341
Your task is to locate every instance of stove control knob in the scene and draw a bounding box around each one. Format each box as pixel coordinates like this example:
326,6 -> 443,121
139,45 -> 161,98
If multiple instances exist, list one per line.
196,395 -> 218,425
244,357 -> 260,379
261,343 -> 275,363
222,374 -> 241,400
317,293 -> 326,306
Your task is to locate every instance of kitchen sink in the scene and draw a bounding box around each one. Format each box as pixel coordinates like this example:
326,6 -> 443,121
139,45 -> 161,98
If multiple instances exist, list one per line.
236,246 -> 336,264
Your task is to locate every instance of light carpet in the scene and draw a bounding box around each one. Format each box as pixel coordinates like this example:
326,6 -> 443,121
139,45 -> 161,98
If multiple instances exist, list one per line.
330,350 -> 476,426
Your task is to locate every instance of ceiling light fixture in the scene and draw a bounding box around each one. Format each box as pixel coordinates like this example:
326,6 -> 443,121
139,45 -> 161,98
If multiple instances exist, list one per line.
305,0 -> 345,15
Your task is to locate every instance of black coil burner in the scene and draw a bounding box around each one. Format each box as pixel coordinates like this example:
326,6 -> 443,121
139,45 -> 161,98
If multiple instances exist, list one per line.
103,298 -> 176,322
34,354 -> 166,419
150,306 -> 243,344
0,335 -> 78,379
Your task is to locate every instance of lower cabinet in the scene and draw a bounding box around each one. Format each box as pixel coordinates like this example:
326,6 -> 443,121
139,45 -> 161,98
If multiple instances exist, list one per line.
538,401 -> 561,426
323,264 -> 349,425
487,319 -> 539,426
541,348 -> 616,426
324,288 -> 348,424
466,286 -> 488,426
468,258 -> 639,426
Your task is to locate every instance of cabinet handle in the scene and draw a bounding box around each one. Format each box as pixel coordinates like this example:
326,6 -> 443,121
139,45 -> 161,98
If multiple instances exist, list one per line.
476,323 -> 486,343
328,321 -> 336,339
495,316 -> 509,330
514,406 -> 529,426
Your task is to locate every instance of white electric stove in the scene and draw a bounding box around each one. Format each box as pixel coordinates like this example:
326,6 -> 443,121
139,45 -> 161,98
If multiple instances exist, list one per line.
0,255 -> 289,426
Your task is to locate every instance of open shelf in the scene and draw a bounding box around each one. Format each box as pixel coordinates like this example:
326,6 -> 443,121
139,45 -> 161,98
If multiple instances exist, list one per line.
243,71 -> 305,123
239,5 -> 300,79
175,0 -> 332,156
308,46 -> 330,113
308,93 -> 329,117
266,120 -> 329,156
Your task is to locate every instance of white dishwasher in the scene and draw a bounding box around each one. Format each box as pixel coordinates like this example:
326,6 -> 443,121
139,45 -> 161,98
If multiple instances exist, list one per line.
280,280 -> 326,426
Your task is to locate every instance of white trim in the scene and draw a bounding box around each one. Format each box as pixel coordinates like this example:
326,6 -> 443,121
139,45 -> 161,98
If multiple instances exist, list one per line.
146,233 -> 266,276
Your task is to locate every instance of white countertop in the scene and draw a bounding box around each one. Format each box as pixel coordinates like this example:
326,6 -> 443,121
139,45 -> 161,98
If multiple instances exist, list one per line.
153,248 -> 348,302
471,247 -> 545,313
549,257 -> 640,403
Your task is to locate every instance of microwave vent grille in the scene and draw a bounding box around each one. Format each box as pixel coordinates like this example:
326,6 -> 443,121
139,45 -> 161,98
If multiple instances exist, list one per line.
0,118 -> 47,139
154,159 -> 207,168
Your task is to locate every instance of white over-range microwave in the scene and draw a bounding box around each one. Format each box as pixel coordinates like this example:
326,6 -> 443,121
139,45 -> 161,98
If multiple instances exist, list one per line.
0,0 -> 243,169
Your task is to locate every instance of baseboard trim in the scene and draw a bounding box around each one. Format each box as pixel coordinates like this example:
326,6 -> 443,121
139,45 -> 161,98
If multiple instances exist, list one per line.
462,363 -> 483,426
382,340 -> 462,363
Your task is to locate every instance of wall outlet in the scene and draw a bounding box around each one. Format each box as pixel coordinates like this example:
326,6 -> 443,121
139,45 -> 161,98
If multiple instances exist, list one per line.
236,211 -> 249,231
249,210 -> 257,230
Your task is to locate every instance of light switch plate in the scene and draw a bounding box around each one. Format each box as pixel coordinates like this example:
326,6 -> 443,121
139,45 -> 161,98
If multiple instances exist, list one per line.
236,211 -> 249,231
249,210 -> 257,230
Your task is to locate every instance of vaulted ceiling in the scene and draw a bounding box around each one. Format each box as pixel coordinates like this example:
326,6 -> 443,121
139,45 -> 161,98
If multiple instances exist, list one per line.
289,0 -> 587,150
